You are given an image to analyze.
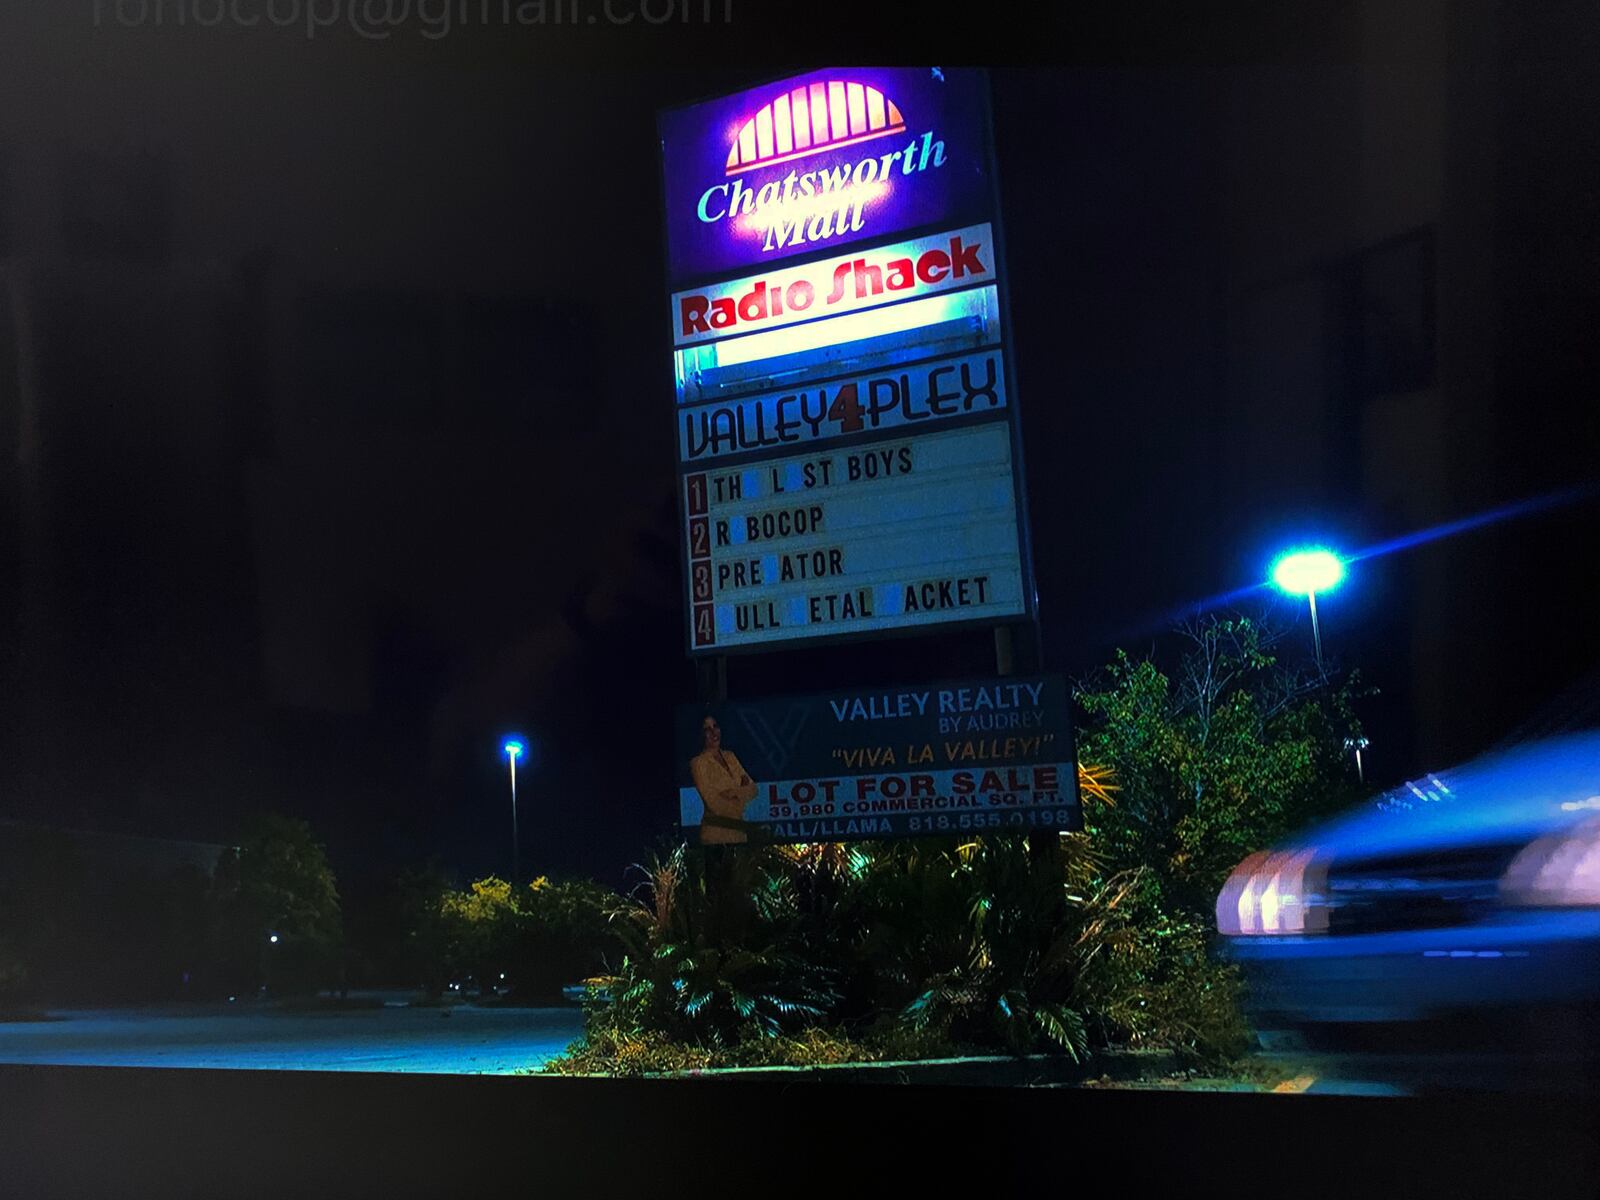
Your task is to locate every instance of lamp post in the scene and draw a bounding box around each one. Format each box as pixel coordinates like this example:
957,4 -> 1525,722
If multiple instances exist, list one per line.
503,738 -> 526,883
1269,547 -> 1346,674
261,930 -> 280,998
1346,736 -> 1370,784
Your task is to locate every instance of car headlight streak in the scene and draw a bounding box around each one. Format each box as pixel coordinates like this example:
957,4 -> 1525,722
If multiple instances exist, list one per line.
1217,848 -> 1327,935
1501,817 -> 1600,907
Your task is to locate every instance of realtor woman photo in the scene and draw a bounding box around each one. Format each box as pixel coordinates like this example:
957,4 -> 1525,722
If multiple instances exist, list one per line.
689,713 -> 759,845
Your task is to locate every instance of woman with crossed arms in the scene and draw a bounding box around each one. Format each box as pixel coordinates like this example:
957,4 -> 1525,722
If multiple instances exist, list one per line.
689,713 -> 758,845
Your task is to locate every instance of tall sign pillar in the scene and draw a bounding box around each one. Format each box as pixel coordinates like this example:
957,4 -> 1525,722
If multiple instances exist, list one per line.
660,69 -> 1072,845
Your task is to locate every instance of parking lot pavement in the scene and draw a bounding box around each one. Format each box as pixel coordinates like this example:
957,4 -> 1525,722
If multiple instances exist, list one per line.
0,1002 -> 587,1074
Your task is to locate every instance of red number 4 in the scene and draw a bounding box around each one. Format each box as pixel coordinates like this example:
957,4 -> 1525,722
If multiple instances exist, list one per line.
827,382 -> 864,433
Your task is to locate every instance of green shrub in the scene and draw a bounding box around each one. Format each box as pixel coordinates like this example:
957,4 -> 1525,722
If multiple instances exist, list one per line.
207,815 -> 343,997
548,617 -> 1361,1074
552,832 -> 1258,1072
849,835 -> 1093,1059
584,846 -> 839,1048
542,1023 -> 957,1075
729,1028 -> 883,1067
1075,615 -> 1364,914
432,875 -> 620,1002
1066,614 -> 1365,1063
542,1027 -> 715,1076
514,877 -> 620,1002
1072,871 -> 1251,1064
560,836 -> 1124,1068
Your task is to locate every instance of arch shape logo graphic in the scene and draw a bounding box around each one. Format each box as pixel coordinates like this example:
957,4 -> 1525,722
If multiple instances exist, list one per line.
726,80 -> 906,176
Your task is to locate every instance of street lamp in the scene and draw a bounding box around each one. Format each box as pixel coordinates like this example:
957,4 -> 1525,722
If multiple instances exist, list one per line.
1346,736 -> 1370,784
262,931 -> 280,998
503,738 -> 526,883
1269,546 -> 1346,673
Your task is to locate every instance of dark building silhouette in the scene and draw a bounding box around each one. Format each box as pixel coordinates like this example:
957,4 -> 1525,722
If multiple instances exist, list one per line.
1,6 -> 1594,881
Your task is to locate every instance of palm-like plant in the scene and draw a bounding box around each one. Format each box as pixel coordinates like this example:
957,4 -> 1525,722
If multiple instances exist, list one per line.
1077,761 -> 1119,807
587,845 -> 839,1047
886,835 -> 1088,1057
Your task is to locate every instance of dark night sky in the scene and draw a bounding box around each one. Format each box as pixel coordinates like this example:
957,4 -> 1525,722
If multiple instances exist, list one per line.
2,3 -> 1596,891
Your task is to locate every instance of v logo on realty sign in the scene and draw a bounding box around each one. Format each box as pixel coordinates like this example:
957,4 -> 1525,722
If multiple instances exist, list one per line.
736,703 -> 813,776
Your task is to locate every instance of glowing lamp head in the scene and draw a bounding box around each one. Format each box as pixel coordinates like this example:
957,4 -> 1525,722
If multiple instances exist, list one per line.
503,739 -> 525,761
1270,548 -> 1346,596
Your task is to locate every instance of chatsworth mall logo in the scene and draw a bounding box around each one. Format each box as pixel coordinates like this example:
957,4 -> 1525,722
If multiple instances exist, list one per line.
696,78 -> 948,257
661,68 -> 992,283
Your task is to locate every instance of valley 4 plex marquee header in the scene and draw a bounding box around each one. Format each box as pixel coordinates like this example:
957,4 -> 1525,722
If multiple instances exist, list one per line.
660,67 -> 1037,654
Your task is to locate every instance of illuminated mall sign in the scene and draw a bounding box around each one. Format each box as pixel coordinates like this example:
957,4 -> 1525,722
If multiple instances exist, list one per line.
659,68 -> 994,284
661,68 -> 1035,656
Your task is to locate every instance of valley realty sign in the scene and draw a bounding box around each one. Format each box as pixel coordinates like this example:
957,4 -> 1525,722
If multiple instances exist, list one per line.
676,675 -> 1081,844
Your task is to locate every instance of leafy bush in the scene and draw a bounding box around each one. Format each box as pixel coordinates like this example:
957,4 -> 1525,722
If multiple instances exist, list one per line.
373,865 -> 455,997
583,846 -> 839,1048
206,814 -> 344,997
556,834 -> 1142,1072
1071,870 -> 1251,1064
543,1023 -> 954,1076
542,1028 -> 718,1077
436,876 -> 519,989
1068,613 -> 1364,1062
845,836 -> 1093,1058
550,616 -> 1360,1075
1075,615 -> 1363,914
431,875 -> 620,1002
515,877 -> 620,1002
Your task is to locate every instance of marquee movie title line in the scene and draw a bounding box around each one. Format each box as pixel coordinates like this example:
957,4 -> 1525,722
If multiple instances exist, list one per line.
705,570 -> 1024,642
690,422 -> 1012,514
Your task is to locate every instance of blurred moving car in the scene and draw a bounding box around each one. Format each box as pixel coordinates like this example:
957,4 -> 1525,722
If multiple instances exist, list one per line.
1217,732 -> 1600,1054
